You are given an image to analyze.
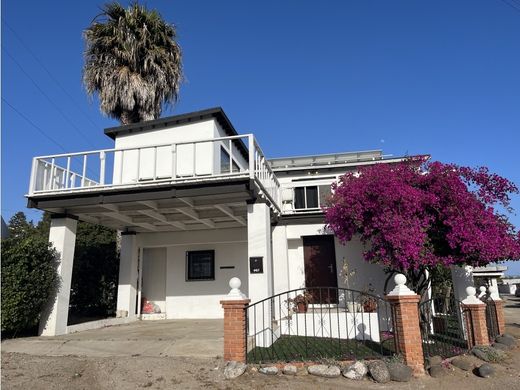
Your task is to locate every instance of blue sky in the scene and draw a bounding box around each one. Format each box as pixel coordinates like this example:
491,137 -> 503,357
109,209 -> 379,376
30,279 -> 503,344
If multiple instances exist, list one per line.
2,1 -> 520,274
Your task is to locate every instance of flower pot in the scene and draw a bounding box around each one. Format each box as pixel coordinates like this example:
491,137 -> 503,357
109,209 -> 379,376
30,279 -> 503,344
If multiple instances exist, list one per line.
362,300 -> 377,313
296,302 -> 308,313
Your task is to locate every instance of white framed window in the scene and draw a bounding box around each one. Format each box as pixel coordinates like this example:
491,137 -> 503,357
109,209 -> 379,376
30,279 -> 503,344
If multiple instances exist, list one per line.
293,185 -> 331,210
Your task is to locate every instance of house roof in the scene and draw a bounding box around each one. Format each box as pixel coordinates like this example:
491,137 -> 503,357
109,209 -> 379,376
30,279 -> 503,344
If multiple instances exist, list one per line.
104,107 -> 249,158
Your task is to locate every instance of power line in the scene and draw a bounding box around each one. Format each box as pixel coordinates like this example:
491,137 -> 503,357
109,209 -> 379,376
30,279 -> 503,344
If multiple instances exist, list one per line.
497,0 -> 520,14
2,19 -> 103,130
3,97 -> 98,178
2,46 -> 97,148
2,97 -> 67,151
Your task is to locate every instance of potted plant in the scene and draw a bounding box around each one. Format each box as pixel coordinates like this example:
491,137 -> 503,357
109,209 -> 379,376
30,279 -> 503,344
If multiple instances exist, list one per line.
287,291 -> 313,313
361,284 -> 378,313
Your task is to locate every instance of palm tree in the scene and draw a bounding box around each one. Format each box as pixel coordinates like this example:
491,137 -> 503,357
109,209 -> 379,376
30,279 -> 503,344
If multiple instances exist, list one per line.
83,2 -> 183,125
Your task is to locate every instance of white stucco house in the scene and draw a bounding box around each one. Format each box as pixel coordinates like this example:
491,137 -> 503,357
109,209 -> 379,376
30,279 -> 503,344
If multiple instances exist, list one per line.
28,107 -> 417,336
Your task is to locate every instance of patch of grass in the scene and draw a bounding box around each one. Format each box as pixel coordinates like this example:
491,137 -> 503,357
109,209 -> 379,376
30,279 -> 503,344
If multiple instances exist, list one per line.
247,335 -> 395,364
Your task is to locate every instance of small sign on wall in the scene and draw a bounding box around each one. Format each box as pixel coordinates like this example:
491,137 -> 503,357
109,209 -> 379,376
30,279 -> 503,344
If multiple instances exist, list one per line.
249,257 -> 263,274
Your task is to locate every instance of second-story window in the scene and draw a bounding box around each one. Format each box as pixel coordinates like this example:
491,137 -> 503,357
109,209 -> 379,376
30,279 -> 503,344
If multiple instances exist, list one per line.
221,147 -> 230,173
294,185 -> 331,210
221,146 -> 241,173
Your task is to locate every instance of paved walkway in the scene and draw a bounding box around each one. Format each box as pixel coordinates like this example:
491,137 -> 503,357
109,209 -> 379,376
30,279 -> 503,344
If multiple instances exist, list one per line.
1,319 -> 223,358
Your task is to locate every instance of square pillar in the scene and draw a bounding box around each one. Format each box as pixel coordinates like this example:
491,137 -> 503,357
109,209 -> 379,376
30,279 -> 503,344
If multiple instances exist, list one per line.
386,274 -> 425,375
451,265 -> 474,302
39,216 -> 78,336
116,232 -> 139,317
462,287 -> 489,347
272,225 -> 289,295
247,202 -> 273,304
247,202 -> 273,347
494,300 -> 507,336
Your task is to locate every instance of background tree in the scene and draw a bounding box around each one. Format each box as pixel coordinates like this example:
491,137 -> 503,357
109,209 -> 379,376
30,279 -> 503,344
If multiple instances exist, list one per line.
324,158 -> 520,295
1,214 -> 59,336
83,2 -> 183,124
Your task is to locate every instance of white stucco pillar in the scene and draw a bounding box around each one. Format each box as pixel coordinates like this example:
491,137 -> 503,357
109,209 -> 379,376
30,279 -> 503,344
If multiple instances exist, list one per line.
247,202 -> 273,304
116,232 -> 139,317
272,225 -> 289,295
451,265 -> 474,302
39,216 -> 78,336
247,202 -> 274,347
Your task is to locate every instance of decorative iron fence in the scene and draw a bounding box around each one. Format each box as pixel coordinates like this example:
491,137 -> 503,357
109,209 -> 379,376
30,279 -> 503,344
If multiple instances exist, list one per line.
245,287 -> 396,364
419,296 -> 473,360
480,295 -> 499,342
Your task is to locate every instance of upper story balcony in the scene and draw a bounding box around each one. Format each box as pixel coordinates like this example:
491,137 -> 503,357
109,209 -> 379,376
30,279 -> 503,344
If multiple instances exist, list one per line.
27,133 -> 281,214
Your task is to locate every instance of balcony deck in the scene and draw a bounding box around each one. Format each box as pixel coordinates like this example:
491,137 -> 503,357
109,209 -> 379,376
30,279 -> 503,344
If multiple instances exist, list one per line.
26,135 -> 282,232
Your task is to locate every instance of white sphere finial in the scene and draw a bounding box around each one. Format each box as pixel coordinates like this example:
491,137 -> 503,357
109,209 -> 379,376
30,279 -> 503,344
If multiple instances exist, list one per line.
229,277 -> 241,290
387,273 -> 414,296
488,285 -> 501,300
394,273 -> 407,286
226,277 -> 246,300
466,286 -> 476,297
479,286 -> 486,293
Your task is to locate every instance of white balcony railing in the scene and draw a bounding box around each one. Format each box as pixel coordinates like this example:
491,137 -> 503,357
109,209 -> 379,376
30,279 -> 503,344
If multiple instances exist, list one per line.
28,134 -> 281,212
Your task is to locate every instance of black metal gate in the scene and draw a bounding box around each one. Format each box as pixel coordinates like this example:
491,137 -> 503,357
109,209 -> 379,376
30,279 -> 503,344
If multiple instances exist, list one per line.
481,295 -> 499,342
419,295 -> 473,360
245,287 -> 396,363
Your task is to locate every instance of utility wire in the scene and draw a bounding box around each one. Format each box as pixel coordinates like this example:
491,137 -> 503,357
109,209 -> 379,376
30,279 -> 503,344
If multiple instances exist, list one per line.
2,46 -> 97,148
2,19 -> 103,131
3,97 -> 99,178
2,97 -> 67,151
497,0 -> 520,13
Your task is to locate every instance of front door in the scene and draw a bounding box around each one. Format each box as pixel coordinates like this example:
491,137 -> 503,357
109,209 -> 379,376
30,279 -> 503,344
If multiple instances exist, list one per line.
303,235 -> 338,303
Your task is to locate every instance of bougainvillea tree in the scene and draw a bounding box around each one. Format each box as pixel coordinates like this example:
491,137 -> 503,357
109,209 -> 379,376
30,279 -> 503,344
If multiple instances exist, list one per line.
324,158 -> 520,294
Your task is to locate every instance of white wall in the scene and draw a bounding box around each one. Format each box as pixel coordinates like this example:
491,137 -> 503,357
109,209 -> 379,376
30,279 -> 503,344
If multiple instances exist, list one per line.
280,224 -> 388,296
142,248 -> 167,313
137,228 -> 248,319
112,120 -> 216,184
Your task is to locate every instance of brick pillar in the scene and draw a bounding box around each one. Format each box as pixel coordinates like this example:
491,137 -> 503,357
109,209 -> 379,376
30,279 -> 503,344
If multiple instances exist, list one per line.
462,287 -> 489,348
386,274 -> 424,375
494,300 -> 506,336
220,277 -> 250,362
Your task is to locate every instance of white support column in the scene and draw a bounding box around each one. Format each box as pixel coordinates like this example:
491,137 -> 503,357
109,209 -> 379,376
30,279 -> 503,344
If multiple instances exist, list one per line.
451,265 -> 474,302
272,225 -> 289,295
39,216 -> 78,336
247,202 -> 274,347
116,232 -> 139,318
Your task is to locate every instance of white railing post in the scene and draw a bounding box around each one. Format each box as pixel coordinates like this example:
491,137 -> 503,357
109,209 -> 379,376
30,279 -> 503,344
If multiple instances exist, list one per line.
171,144 -> 177,179
152,146 -> 157,180
136,148 -> 141,182
65,157 -> 71,189
99,151 -> 106,185
229,139 -> 233,173
248,135 -> 255,179
81,155 -> 87,187
118,150 -> 124,184
28,157 -> 38,194
50,158 -> 56,190
70,173 -> 76,189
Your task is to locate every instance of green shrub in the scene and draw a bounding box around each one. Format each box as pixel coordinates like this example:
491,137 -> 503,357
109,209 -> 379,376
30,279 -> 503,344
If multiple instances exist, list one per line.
1,236 -> 60,335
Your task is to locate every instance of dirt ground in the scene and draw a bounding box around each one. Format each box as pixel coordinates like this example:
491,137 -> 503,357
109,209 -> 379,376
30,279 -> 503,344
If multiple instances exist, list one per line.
2,297 -> 520,390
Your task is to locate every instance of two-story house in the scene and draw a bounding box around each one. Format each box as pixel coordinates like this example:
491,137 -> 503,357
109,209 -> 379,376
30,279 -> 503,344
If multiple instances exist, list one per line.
27,107 -> 408,336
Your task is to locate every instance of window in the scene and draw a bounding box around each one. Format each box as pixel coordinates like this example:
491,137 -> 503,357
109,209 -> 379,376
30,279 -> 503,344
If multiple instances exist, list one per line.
186,250 -> 215,281
220,147 -> 230,173
221,146 -> 241,173
294,185 -> 331,210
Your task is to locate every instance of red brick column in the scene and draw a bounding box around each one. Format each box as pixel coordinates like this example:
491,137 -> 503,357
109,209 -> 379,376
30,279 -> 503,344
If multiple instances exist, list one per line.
220,299 -> 250,362
386,294 -> 425,375
494,300 -> 506,336
464,303 -> 489,347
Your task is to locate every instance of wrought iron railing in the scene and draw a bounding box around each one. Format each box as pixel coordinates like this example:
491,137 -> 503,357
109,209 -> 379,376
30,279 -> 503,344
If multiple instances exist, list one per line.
245,287 -> 396,363
419,296 -> 473,360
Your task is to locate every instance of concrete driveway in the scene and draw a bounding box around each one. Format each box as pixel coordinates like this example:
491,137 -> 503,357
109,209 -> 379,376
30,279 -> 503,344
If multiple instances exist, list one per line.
1,319 -> 223,358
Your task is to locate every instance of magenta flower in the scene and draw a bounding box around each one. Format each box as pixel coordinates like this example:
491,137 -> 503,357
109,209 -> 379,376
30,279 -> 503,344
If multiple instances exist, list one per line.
324,159 -> 520,274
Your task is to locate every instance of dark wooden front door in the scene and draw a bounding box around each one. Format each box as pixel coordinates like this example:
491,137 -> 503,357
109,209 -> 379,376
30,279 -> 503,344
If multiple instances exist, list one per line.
303,235 -> 338,303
